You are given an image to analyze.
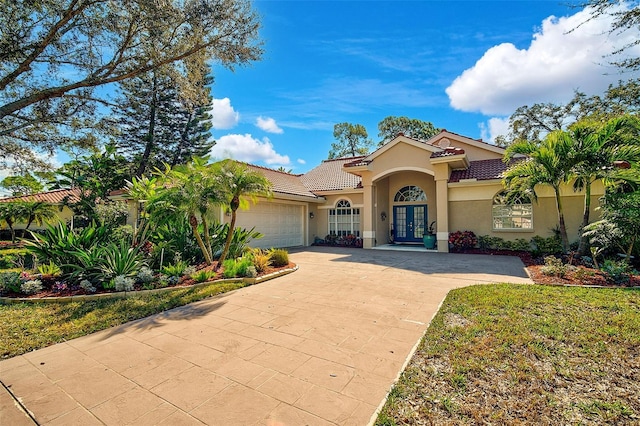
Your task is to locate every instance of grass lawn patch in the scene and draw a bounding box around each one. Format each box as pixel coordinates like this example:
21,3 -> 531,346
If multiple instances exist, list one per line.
377,284 -> 640,425
0,281 -> 245,359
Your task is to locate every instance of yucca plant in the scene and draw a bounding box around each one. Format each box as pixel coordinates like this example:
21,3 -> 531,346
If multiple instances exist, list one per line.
99,242 -> 146,278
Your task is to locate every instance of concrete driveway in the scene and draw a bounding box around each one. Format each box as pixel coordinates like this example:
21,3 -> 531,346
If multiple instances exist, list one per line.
1,247 -> 532,425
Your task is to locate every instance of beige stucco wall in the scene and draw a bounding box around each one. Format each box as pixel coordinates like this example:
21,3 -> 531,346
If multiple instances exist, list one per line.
368,142 -> 435,179
9,205 -> 75,231
375,178 -> 390,244
448,180 -> 605,244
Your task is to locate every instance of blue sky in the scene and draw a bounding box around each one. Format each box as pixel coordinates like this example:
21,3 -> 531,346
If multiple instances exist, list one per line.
206,0 -> 640,173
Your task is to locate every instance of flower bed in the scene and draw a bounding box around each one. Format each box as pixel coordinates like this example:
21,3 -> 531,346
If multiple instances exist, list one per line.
0,262 -> 297,303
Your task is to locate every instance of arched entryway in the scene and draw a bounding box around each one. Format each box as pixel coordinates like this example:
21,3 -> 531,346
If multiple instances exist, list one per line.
392,185 -> 428,243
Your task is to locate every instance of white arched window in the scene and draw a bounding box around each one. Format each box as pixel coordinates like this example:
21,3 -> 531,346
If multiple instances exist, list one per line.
394,185 -> 427,202
328,199 -> 360,237
492,192 -> 533,230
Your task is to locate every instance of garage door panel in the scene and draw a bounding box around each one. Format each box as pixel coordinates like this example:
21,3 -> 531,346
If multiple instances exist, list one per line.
235,203 -> 304,248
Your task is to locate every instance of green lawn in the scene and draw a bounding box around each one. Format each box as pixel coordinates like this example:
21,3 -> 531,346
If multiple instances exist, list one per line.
0,281 -> 245,359
377,284 -> 640,425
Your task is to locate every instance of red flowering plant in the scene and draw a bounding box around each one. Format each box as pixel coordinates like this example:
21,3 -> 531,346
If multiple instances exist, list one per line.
448,230 -> 478,252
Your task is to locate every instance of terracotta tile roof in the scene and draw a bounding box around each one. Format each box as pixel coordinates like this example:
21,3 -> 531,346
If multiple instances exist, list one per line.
300,157 -> 363,191
343,158 -> 371,168
449,158 -> 516,182
430,147 -> 465,158
245,164 -> 319,199
0,188 -> 81,204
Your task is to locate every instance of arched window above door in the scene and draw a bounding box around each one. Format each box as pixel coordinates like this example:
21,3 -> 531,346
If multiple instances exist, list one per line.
394,185 -> 426,202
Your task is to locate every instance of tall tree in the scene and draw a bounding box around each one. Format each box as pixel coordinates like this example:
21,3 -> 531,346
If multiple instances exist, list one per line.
0,0 -> 262,168
328,123 -> 372,159
169,72 -> 216,167
377,116 -> 440,146
503,134 -> 576,252
215,160 -> 272,269
115,65 -> 215,175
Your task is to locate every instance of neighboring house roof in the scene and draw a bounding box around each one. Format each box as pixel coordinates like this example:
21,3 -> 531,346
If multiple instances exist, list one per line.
449,158 -> 513,182
0,188 -> 81,204
244,164 -> 319,199
300,157 -> 364,191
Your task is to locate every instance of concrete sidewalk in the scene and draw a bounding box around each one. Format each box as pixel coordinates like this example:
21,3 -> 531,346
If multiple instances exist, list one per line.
0,247 -> 532,425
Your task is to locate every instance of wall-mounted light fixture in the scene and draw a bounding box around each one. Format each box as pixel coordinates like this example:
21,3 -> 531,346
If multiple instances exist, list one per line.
309,212 -> 315,219
380,211 -> 387,221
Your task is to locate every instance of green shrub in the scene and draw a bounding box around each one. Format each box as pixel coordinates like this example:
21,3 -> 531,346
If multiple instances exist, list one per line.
541,256 -> 568,278
477,235 -> 492,250
0,271 -> 22,293
222,258 -> 253,278
512,238 -> 532,252
0,248 -> 33,269
191,269 -> 217,283
211,224 -> 263,260
161,261 -> 188,278
601,259 -> 634,285
531,235 -> 563,256
269,249 -> 289,267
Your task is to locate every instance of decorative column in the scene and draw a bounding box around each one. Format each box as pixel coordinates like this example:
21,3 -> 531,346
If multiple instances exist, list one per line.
362,182 -> 376,249
433,164 -> 450,253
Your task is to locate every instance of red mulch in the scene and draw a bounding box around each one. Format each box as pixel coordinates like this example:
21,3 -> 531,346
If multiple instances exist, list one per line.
453,248 -> 640,288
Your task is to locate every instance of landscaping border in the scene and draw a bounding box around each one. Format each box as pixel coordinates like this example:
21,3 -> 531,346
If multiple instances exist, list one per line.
0,265 -> 298,304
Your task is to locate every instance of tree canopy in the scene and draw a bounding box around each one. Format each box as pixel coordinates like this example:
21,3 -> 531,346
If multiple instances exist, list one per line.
328,122 -> 372,159
583,0 -> 640,71
0,0 -> 262,168
496,79 -> 640,146
377,116 -> 440,146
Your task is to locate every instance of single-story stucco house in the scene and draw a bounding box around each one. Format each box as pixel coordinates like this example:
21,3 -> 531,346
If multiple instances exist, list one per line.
1,131 -> 603,252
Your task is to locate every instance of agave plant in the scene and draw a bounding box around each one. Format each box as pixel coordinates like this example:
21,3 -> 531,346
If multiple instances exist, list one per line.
24,222 -> 110,271
99,242 -> 146,279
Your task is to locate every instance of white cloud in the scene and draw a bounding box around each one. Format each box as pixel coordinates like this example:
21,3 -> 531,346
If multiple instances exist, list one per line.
479,117 -> 510,143
209,98 -> 239,129
297,158 -> 306,165
446,5 -> 640,115
210,134 -> 290,165
255,116 -> 284,134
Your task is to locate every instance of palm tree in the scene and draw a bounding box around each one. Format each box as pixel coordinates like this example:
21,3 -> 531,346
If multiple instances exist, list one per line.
0,202 -> 26,243
216,160 -> 272,269
569,115 -> 640,254
148,157 -> 224,265
19,201 -> 57,237
503,133 -> 575,252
